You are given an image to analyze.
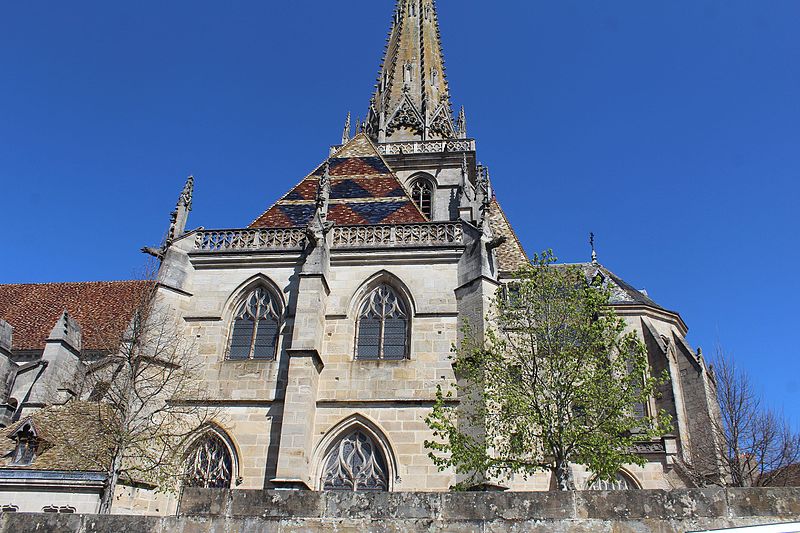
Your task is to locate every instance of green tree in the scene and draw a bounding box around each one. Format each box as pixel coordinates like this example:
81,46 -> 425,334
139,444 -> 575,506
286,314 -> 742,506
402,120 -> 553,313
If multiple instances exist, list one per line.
425,251 -> 672,491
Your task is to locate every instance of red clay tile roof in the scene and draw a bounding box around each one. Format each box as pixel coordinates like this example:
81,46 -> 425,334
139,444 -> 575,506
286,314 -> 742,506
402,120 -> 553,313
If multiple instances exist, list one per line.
249,134 -> 427,228
0,281 -> 151,353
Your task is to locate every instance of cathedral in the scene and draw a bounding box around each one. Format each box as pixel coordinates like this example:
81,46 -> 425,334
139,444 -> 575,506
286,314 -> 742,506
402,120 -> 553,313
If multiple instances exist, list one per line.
0,0 -> 721,515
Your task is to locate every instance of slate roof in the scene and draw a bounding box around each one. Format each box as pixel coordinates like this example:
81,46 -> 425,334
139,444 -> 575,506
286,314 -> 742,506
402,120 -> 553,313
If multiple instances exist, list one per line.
0,281 -> 151,353
570,263 -> 668,311
487,198 -> 530,273
250,134 -> 427,228
0,402 -> 113,472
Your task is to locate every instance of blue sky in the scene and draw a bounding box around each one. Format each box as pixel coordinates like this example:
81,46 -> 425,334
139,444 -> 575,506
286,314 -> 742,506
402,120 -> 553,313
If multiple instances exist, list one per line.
2,1 -> 798,424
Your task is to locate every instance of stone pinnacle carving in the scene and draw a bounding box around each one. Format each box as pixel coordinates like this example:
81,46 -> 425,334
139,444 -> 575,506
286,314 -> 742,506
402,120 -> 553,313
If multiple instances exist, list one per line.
341,112 -> 352,145
366,0 -> 457,143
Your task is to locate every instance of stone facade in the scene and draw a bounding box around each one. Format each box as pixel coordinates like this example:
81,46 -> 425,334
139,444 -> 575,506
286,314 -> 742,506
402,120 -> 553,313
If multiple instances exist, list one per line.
0,0 -> 727,516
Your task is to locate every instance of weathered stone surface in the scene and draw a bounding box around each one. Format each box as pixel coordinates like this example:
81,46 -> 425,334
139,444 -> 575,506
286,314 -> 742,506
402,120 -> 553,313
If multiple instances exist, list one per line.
0,512 -> 82,533
82,515 -> 162,533
229,490 -> 325,519
727,487 -> 800,518
577,488 -> 728,520
179,488 -> 230,517
441,491 -> 575,520
3,488 -> 800,533
324,491 -> 440,520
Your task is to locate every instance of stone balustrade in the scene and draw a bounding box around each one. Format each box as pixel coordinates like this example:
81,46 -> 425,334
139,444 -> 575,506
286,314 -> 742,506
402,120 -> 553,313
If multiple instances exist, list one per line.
377,139 -> 476,155
194,228 -> 308,252
193,222 -> 464,253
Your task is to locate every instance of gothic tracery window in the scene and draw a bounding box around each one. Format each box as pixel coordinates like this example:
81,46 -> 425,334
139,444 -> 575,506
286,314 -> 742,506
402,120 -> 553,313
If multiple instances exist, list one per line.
321,430 -> 389,492
356,285 -> 409,360
588,472 -> 637,491
410,178 -> 433,219
229,287 -> 281,360
184,433 -> 233,489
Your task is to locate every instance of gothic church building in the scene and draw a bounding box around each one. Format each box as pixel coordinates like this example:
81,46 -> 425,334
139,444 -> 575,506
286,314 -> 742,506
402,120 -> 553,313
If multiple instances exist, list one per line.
0,0 -> 721,514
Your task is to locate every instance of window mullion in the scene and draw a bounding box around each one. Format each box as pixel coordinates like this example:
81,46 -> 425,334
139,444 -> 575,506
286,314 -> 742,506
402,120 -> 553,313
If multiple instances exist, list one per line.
249,302 -> 260,360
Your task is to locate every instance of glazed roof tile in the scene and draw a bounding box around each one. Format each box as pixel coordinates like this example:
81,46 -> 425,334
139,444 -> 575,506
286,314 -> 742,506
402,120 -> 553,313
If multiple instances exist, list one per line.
249,134 -> 427,228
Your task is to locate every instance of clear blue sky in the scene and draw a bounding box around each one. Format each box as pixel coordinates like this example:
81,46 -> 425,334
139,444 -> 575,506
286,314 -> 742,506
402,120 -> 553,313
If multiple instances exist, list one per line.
2,1 -> 798,424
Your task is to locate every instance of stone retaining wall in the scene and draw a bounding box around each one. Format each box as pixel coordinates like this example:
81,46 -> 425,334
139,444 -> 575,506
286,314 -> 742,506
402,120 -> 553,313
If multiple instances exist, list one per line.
2,488 -> 799,532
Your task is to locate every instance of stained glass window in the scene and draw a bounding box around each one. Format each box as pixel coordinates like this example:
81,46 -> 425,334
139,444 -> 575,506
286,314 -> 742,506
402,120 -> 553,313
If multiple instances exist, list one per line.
410,179 -> 433,218
229,288 -> 281,360
184,434 -> 233,489
321,430 -> 389,492
356,285 -> 408,360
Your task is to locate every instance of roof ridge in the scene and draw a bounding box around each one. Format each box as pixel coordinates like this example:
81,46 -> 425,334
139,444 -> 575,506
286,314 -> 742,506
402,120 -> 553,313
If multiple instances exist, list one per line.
0,280 -> 148,288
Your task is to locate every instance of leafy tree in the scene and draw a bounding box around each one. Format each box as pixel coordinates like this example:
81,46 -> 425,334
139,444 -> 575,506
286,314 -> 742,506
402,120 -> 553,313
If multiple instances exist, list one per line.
425,251 -> 672,490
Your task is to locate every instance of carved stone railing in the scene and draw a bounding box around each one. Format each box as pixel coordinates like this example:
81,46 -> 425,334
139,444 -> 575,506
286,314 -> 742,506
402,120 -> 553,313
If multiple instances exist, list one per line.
194,228 -> 307,252
331,222 -> 463,248
377,139 -> 476,156
192,223 -> 464,253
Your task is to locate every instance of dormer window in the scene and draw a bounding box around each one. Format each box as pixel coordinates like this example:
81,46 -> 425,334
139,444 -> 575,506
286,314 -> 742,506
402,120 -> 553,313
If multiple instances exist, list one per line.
10,423 -> 38,466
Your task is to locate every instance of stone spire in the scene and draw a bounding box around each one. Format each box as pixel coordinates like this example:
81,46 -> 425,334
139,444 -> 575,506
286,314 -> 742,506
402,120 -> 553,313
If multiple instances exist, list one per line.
366,0 -> 456,143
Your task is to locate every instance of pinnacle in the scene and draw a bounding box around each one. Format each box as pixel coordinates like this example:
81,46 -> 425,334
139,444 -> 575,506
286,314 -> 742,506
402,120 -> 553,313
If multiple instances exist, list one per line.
365,0 -> 457,143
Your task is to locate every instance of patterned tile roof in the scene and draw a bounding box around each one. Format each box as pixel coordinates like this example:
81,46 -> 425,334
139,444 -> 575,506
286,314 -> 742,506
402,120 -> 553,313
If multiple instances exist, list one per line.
0,281 -> 151,353
0,401 -> 113,472
487,198 -> 530,273
250,134 -> 427,228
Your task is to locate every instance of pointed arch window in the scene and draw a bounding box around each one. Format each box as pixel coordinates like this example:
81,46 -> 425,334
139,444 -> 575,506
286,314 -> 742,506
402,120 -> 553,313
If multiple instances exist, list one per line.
228,287 -> 281,360
410,178 -> 433,219
356,285 -> 409,360
184,433 -> 233,489
321,430 -> 389,492
588,471 -> 638,491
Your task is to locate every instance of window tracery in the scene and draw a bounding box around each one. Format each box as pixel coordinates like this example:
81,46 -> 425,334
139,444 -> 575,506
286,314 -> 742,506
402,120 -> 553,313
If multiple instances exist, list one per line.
229,287 -> 281,360
356,285 -> 409,360
183,433 -> 233,489
321,430 -> 389,491
588,472 -> 637,490
410,178 -> 433,219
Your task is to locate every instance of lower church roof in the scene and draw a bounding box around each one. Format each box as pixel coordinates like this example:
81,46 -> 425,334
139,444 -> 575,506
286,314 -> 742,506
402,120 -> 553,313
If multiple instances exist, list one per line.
0,281 -> 150,353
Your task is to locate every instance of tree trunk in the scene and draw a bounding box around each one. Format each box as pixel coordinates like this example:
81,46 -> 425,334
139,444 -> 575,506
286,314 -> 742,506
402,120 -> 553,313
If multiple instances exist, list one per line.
99,451 -> 123,514
554,459 -> 575,491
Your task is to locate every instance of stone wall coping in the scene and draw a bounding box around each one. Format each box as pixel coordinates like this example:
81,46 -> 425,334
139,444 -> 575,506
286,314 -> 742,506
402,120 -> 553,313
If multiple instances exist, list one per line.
1,489 -> 798,533
176,488 -> 800,521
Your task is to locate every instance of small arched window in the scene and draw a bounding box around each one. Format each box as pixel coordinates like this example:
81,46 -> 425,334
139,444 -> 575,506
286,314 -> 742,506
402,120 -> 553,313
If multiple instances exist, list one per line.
410,178 -> 433,219
229,287 -> 281,360
321,430 -> 389,492
184,433 -> 233,489
588,471 -> 638,490
356,285 -> 409,360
